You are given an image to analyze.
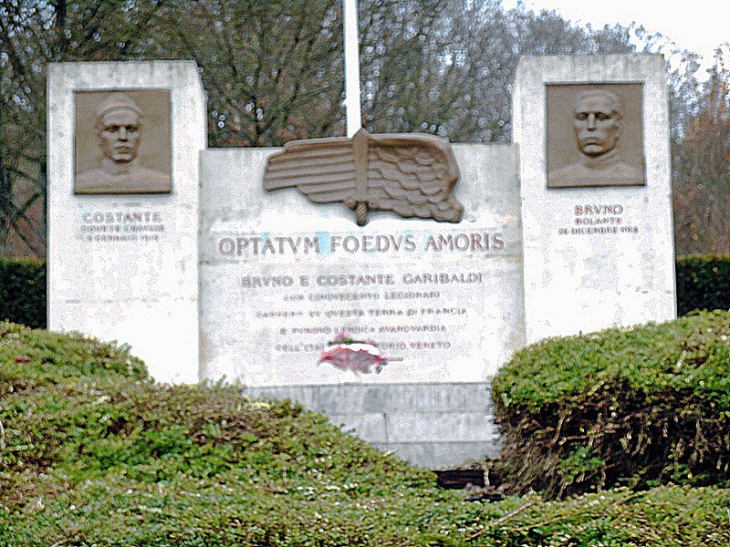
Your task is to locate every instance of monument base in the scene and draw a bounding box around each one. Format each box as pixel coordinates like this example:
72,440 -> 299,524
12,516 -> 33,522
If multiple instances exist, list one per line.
243,382 -> 500,468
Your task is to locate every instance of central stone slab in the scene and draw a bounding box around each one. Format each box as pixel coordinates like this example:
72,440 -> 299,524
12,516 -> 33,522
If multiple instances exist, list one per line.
199,145 -> 524,386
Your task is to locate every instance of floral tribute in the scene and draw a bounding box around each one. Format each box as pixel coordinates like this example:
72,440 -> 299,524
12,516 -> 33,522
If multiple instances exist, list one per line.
318,331 -> 388,374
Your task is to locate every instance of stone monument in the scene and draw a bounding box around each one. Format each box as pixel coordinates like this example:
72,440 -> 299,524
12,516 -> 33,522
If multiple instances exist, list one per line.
513,55 -> 675,344
48,61 -> 206,383
47,54 -> 675,467
199,144 -> 521,465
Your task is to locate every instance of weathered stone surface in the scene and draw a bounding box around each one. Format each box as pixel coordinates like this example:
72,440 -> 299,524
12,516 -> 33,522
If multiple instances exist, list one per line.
199,145 -> 524,387
47,61 -> 206,383
513,55 -> 675,344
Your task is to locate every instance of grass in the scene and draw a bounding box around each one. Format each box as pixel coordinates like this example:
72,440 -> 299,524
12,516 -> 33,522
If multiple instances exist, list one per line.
1,321 -> 729,546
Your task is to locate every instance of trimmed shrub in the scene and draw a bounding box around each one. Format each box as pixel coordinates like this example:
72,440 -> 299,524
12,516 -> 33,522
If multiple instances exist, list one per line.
676,254 -> 730,315
492,310 -> 730,499
0,258 -> 46,329
3,323 -> 729,546
0,321 -> 147,395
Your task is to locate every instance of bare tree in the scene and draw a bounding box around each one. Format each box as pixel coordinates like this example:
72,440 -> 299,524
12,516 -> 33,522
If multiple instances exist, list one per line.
0,0 -> 165,257
359,1 -> 636,142
673,45 -> 730,255
4,0 -> 724,259
156,0 -> 345,147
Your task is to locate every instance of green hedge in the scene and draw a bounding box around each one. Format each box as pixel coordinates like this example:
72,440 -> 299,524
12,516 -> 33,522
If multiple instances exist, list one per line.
0,258 -> 46,329
676,254 -> 730,315
492,310 -> 730,499
2,322 -> 729,546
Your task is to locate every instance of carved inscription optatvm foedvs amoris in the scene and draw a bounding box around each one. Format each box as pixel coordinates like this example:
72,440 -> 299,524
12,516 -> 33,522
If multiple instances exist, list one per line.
212,227 -> 512,369
217,231 -> 504,257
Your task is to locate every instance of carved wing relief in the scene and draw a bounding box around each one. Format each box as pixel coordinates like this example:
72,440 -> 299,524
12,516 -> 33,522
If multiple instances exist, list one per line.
264,129 -> 462,225
366,134 -> 462,223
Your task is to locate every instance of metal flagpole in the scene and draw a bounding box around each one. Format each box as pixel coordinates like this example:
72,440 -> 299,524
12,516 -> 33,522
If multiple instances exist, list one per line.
343,0 -> 362,138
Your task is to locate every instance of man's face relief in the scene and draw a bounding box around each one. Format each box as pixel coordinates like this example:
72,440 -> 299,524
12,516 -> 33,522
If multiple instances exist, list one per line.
573,94 -> 621,158
98,109 -> 141,164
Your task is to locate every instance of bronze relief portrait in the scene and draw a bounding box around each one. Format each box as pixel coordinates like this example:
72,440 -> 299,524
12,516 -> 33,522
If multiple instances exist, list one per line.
546,83 -> 644,189
74,90 -> 171,195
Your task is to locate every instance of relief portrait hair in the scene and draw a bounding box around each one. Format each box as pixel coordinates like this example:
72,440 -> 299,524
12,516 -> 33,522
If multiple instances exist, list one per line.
94,92 -> 144,128
574,88 -> 623,120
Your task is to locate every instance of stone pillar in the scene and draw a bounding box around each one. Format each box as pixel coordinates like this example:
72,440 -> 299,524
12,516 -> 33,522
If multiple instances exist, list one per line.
47,61 -> 206,383
513,55 -> 676,343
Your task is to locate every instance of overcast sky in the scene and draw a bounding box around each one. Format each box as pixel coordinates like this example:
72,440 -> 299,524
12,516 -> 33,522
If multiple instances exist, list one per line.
503,0 -> 729,69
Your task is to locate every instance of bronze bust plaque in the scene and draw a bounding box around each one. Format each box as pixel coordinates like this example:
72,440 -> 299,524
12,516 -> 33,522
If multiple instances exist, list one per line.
264,129 -> 463,225
74,90 -> 172,195
546,83 -> 644,189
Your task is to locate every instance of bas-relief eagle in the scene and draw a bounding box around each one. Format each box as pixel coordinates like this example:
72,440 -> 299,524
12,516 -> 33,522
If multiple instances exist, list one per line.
263,129 -> 463,226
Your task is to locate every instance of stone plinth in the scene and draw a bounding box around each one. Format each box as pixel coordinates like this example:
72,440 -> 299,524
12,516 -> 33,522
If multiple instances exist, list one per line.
243,383 -> 501,468
199,145 -> 524,387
